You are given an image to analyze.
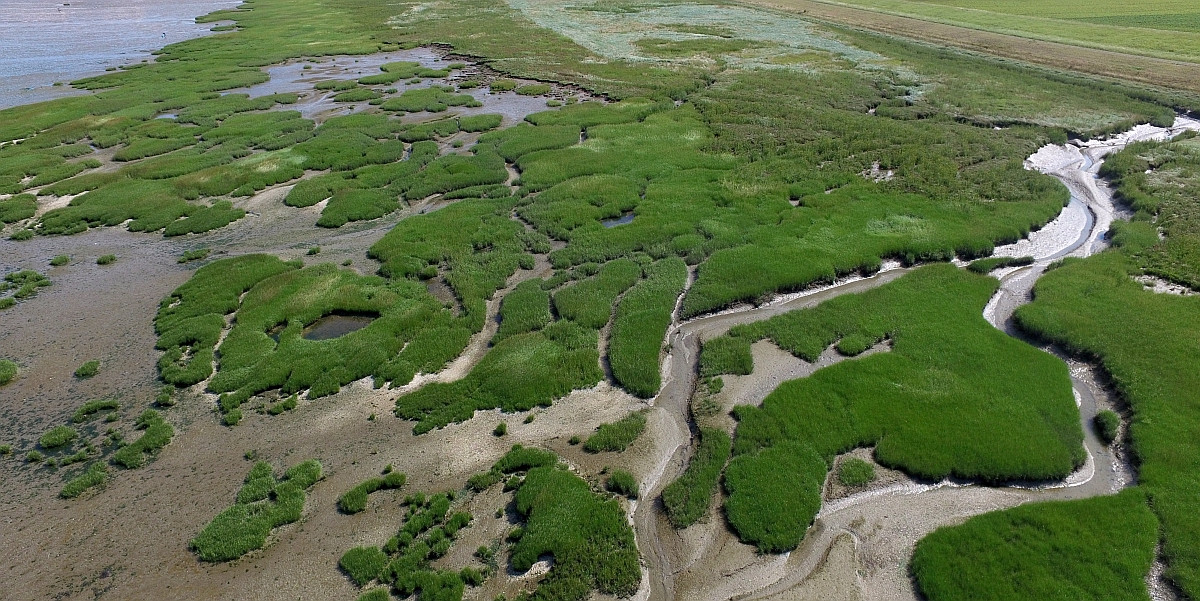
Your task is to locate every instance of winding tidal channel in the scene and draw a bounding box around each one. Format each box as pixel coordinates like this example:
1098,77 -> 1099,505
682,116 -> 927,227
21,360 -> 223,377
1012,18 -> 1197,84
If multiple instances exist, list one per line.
631,116 -> 1200,601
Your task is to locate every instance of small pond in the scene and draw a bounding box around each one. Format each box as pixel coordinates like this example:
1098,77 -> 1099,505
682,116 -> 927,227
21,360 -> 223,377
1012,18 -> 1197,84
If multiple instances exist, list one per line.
301,312 -> 376,341
602,213 -> 635,228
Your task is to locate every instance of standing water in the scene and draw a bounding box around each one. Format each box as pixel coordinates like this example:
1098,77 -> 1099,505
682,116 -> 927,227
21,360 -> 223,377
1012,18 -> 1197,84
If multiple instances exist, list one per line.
0,0 -> 241,109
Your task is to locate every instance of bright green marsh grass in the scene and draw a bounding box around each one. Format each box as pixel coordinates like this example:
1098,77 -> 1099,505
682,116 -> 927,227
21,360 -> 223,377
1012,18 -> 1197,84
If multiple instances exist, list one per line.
705,265 -> 1083,552
60,462 -> 109,499
72,399 -> 119,423
911,490 -> 1158,601
837,458 -> 876,487
191,460 -> 323,562
39,426 -> 78,450
338,471 -> 407,514
661,428 -> 731,528
0,360 -> 17,385
1017,250 -> 1200,596
583,410 -> 647,453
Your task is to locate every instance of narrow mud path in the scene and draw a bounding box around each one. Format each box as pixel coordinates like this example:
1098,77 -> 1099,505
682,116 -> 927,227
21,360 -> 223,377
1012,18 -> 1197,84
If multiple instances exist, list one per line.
633,116 -> 1200,601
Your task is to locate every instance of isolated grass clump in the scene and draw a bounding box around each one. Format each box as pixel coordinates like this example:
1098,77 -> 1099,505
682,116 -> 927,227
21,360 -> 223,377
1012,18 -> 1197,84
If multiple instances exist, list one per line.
0,360 -> 17,385
1094,410 -> 1121,445
39,425 -> 78,449
72,399 -> 119,423
338,470 -> 407,514
911,490 -> 1158,601
73,360 -> 99,379
609,258 -> 688,398
179,248 -> 212,263
584,411 -> 647,453
512,464 -> 641,600
837,457 -> 876,487
96,254 -> 116,265
496,280 -> 552,340
661,428 -> 731,528
606,469 -> 638,499
515,84 -> 551,96
60,462 -> 108,499
191,459 -> 323,562
714,265 -> 1083,552
379,85 -> 481,114
968,255 -> 1035,274
50,255 -> 70,267
111,410 -> 174,469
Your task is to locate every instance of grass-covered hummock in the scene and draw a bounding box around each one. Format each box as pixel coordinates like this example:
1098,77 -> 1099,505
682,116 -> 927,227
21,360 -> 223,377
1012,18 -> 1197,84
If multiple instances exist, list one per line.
191,460 -> 323,562
74,360 -> 99,379
0,359 -> 17,386
60,462 -> 108,499
338,470 -> 407,514
583,410 -> 648,453
705,265 -> 1083,552
39,425 -> 78,449
837,457 -> 876,487
911,490 -> 1158,601
72,399 -> 120,423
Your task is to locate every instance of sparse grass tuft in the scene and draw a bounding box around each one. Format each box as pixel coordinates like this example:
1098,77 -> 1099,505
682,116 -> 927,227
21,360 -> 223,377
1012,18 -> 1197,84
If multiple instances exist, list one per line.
96,254 -> 117,265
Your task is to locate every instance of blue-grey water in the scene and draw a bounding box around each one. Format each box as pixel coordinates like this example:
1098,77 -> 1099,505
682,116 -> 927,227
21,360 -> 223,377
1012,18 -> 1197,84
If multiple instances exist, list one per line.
0,0 -> 241,109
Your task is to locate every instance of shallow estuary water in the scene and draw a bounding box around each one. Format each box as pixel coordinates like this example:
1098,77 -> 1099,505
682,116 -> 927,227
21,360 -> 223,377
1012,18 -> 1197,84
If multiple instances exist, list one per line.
0,0 -> 240,109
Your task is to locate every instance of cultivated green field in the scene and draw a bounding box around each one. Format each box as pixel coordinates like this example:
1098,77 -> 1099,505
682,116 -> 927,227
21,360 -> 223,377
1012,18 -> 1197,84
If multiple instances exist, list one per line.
823,0 -> 1200,62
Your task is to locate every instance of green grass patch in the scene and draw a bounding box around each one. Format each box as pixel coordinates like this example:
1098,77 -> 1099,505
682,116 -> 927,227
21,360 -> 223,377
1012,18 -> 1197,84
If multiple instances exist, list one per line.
338,471 -> 407,514
50,254 -> 70,267
72,399 -> 119,423
39,425 -> 78,449
74,360 -> 100,378
837,457 -> 876,487
191,459 -> 323,562
179,248 -> 211,263
911,490 -> 1158,601
609,258 -> 687,397
60,462 -> 108,499
583,410 -> 647,453
661,428 -> 731,528
496,280 -> 552,340
1094,410 -> 1121,445
968,255 -> 1035,274
0,360 -> 17,386
606,468 -> 638,499
111,410 -> 174,469
708,265 -> 1082,552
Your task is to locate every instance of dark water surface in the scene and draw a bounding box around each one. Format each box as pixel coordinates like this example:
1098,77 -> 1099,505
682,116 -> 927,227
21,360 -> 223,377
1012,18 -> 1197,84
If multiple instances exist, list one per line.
302,314 -> 376,341
0,0 -> 241,109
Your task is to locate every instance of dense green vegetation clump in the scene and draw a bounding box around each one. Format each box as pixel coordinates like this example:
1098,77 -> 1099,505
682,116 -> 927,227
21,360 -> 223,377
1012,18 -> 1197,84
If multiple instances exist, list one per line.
704,265 -> 1082,551
583,410 -> 647,453
191,460 -> 323,562
911,490 -> 1158,601
661,428 -> 731,528
72,399 -> 120,423
837,458 -> 876,487
511,464 -> 641,600
609,258 -> 688,397
1,270 -> 51,309
60,462 -> 109,499
0,360 -> 17,385
111,410 -> 174,469
338,470 -> 407,514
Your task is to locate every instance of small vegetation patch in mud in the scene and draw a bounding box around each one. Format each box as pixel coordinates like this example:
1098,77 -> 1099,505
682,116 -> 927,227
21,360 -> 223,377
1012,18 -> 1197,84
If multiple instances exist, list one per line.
338,469 -> 407,514
968,255 -> 1034,274
0,359 -> 17,386
706,265 -> 1083,552
73,360 -> 100,379
191,460 -> 323,562
836,457 -> 876,487
1,270 -> 51,309
338,490 -> 474,597
583,410 -> 647,453
912,490 -> 1158,601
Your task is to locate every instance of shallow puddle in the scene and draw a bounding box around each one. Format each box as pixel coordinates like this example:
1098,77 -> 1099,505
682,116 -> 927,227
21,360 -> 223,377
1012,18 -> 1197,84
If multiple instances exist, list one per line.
602,212 -> 635,228
301,313 -> 375,340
